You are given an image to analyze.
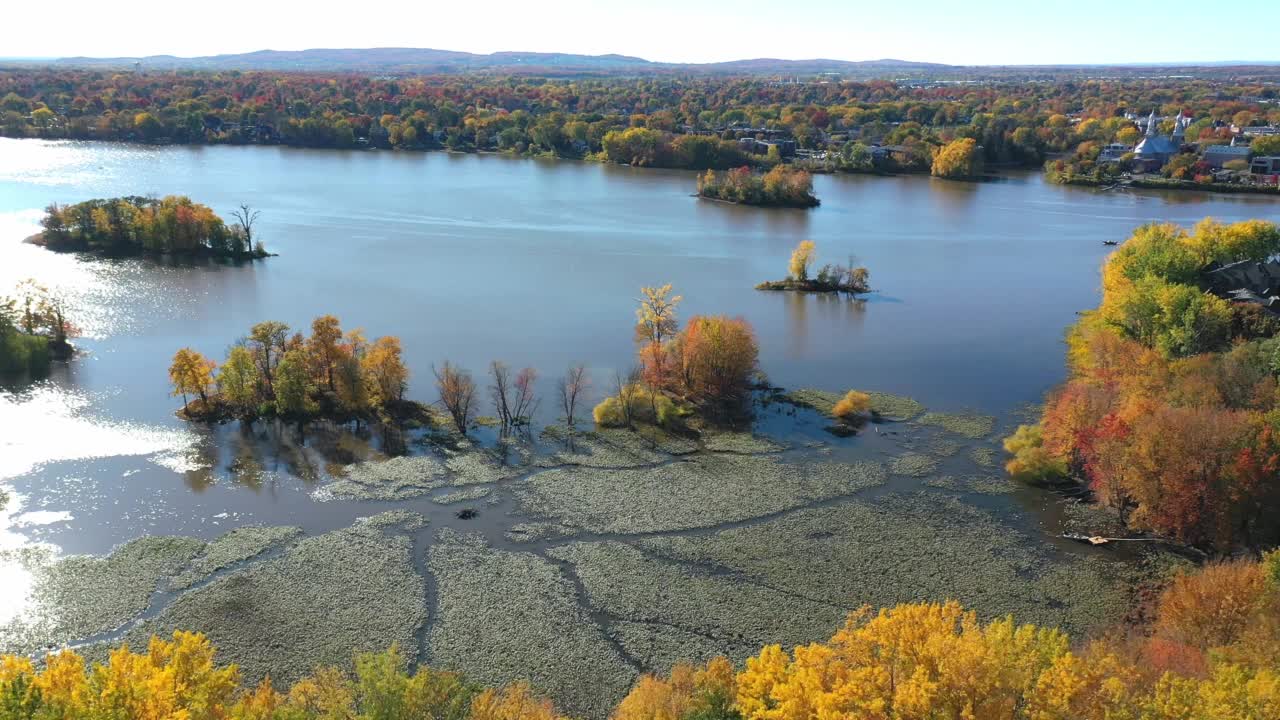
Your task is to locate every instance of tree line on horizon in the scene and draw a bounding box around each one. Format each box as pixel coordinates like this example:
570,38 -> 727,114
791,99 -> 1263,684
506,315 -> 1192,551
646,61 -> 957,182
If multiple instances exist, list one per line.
2,69 -> 1276,176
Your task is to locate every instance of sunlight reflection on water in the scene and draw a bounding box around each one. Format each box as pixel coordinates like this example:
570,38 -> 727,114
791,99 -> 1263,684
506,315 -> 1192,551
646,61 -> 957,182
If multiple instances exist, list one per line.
0,383 -> 196,481
0,489 -> 55,626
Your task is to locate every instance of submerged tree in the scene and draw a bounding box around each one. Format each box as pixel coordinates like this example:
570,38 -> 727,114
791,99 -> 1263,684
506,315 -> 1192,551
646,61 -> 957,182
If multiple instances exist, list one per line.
436,362 -> 477,434
558,364 -> 590,433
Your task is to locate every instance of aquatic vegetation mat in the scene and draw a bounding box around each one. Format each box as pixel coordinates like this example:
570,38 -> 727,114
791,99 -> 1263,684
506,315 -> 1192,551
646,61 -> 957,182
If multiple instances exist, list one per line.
782,389 -> 924,421
917,412 -> 997,439
426,530 -> 635,719
356,510 -> 428,531
889,452 -> 939,477
120,523 -> 426,685
701,432 -> 786,454
169,525 -> 302,590
320,455 -> 449,500
640,492 -> 1131,638
611,620 -> 754,671
923,474 -> 1016,495
433,486 -> 492,505
515,455 -> 886,534
444,451 -> 525,486
0,536 -> 203,655
970,446 -> 998,467
536,430 -> 697,469
865,392 -> 927,422
505,521 -> 580,543
548,541 -> 841,654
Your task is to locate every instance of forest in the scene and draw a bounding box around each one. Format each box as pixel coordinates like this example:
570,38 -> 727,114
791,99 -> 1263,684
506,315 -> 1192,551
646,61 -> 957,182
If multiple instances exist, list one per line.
1006,218 -> 1280,551
3,68 -> 1277,177
35,196 -> 269,258
3,550 -> 1276,719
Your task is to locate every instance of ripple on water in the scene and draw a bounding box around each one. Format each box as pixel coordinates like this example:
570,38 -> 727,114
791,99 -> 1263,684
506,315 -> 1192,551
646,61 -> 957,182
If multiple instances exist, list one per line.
0,384 -> 196,481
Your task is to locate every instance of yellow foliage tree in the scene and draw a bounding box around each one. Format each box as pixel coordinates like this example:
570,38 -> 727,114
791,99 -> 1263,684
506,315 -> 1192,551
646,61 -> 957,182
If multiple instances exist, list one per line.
788,241 -> 816,282
169,347 -> 217,406
831,390 -> 871,421
931,138 -> 984,179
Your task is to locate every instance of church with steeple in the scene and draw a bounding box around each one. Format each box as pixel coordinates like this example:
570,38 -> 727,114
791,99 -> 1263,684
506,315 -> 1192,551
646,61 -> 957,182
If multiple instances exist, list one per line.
1133,110 -> 1190,171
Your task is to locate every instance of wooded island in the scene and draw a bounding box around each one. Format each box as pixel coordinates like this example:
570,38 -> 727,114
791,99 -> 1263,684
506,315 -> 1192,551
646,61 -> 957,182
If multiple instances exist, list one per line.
31,196 -> 270,259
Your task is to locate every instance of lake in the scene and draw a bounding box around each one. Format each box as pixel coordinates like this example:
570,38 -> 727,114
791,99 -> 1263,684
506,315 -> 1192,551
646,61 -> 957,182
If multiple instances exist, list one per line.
1,138 -> 1277,715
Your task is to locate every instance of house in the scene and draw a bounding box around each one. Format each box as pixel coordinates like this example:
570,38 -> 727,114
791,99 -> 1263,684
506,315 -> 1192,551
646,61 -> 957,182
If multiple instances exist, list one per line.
1204,259 -> 1280,305
1098,143 -> 1133,162
1202,144 -> 1252,169
1251,156 -> 1280,175
737,138 -> 796,157
1232,125 -> 1280,137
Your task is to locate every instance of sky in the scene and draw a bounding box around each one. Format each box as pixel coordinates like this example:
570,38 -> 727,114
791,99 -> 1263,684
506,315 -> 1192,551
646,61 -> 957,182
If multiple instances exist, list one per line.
6,0 -> 1279,66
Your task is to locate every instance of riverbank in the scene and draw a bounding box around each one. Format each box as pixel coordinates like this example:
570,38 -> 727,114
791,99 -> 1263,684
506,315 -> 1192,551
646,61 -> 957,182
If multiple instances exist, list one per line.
1049,174 -> 1280,196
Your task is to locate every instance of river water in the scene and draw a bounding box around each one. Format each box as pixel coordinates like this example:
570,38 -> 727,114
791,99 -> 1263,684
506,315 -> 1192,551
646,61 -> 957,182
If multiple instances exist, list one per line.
1,137 -> 1278,645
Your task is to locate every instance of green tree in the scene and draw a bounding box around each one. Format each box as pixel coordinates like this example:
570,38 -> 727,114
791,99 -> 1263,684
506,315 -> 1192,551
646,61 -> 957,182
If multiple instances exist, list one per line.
274,348 -> 316,418
217,345 -> 259,420
1251,135 -> 1280,156
134,112 -> 163,140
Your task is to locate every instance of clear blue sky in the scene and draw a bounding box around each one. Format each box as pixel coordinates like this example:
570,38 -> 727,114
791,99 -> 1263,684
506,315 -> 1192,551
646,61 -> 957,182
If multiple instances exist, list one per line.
8,0 -> 1279,65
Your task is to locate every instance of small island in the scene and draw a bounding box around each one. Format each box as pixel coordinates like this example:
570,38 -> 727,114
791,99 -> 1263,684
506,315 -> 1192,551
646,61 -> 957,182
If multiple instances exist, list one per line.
170,315 -> 422,427
0,279 -> 73,374
29,196 -> 271,259
696,165 -> 820,208
756,240 -> 871,293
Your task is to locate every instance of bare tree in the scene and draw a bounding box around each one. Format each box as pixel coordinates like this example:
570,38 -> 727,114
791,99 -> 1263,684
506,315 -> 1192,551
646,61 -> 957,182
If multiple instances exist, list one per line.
435,361 -> 476,434
231,204 -> 262,254
511,367 -> 539,427
558,364 -> 590,433
489,360 -> 514,431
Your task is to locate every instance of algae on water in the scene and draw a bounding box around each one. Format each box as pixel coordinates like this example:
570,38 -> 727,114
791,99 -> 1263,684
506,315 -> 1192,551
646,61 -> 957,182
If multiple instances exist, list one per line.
917,412 -> 997,439
427,530 -> 636,720
120,524 -> 426,686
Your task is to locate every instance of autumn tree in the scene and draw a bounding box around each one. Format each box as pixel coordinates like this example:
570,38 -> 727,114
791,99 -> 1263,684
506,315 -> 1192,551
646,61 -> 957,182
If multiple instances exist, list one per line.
335,329 -> 370,415
677,315 -> 759,413
931,137 -> 984,179
248,321 -> 290,398
435,362 -> 476,434
831,390 -> 871,421
12,279 -> 71,348
788,240 -> 816,282
635,284 -> 682,391
275,348 -> 316,418
217,345 -> 260,420
169,348 -> 216,407
363,336 -> 409,409
308,314 -> 344,390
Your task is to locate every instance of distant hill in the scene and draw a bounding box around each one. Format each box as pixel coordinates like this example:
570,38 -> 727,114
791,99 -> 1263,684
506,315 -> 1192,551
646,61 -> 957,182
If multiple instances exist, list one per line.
48,47 -> 953,77
39,47 -> 1279,79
